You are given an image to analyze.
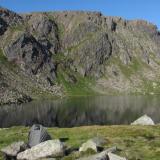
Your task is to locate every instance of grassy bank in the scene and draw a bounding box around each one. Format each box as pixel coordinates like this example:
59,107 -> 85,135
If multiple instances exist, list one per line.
0,125 -> 160,160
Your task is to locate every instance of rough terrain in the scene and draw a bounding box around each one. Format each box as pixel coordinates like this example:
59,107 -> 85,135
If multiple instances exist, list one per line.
0,125 -> 160,160
1,7 -> 160,104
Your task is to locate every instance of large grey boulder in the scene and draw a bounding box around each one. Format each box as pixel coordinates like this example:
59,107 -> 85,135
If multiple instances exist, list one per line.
1,141 -> 27,159
28,124 -> 51,147
17,140 -> 65,160
131,115 -> 155,125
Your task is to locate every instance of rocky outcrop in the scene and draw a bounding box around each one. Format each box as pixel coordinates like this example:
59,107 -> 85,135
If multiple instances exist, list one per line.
131,115 -> 155,125
0,17 -> 8,35
0,7 -> 23,26
25,13 -> 60,54
1,7 -> 160,104
68,32 -> 112,78
4,32 -> 55,78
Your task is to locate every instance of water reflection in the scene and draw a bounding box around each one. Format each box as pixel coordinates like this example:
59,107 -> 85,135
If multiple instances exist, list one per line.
0,96 -> 160,128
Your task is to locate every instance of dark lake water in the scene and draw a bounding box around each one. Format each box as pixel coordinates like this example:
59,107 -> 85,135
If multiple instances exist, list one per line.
0,96 -> 160,128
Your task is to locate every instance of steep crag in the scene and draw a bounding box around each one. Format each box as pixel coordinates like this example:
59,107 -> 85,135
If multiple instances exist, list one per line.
0,7 -> 160,104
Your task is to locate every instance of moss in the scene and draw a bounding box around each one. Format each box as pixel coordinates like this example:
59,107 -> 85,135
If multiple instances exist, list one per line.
0,125 -> 160,160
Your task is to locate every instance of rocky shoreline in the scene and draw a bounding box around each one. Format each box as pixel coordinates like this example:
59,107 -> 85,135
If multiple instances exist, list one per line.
0,94 -> 32,106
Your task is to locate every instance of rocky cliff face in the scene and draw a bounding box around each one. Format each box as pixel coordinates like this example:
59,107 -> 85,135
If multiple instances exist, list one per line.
0,7 -> 160,104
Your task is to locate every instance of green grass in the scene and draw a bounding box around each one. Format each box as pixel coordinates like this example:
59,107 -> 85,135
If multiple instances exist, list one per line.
56,68 -> 96,96
10,24 -> 25,32
0,49 -> 7,63
140,79 -> 160,95
0,125 -> 160,160
106,56 -> 148,79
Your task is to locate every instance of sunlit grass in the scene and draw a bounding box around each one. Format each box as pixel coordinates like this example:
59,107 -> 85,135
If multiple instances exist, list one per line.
0,125 -> 160,160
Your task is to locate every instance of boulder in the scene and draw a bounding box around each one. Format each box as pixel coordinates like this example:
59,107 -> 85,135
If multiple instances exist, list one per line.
79,137 -> 106,153
108,153 -> 127,160
28,124 -> 51,147
1,141 -> 27,159
77,148 -> 124,160
17,140 -> 65,160
131,115 -> 155,125
77,151 -> 109,160
79,140 -> 98,152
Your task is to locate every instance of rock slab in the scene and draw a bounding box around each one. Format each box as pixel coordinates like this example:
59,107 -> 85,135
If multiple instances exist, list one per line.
17,140 -> 65,160
108,153 -> 127,160
77,148 -> 124,160
1,141 -> 27,157
131,115 -> 155,125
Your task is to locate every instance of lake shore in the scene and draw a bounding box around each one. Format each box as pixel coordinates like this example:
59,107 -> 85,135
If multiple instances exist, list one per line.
0,125 -> 160,160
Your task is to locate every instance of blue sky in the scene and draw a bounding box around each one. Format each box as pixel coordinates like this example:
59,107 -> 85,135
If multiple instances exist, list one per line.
0,0 -> 159,29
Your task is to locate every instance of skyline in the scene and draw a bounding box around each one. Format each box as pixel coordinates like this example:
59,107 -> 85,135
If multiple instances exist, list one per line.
0,0 -> 159,29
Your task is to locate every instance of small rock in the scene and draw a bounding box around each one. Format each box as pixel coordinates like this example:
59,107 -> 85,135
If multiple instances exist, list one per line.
79,140 -> 97,152
77,151 -> 109,160
17,139 -> 65,160
91,137 -> 106,146
108,153 -> 127,160
79,137 -> 106,153
1,141 -> 27,158
77,151 -> 126,160
131,114 -> 155,125
41,158 -> 56,160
